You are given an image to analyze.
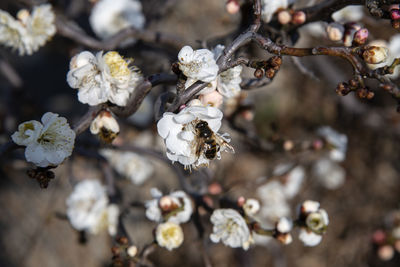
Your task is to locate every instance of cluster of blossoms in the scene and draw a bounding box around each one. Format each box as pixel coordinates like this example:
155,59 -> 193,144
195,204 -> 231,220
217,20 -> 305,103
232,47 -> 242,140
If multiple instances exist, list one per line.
11,112 -> 75,167
67,50 -> 143,106
209,197 -> 329,250
0,4 -> 56,55
297,200 -> 329,246
145,188 -> 193,250
66,179 -> 120,236
372,210 -> 400,261
90,0 -> 145,46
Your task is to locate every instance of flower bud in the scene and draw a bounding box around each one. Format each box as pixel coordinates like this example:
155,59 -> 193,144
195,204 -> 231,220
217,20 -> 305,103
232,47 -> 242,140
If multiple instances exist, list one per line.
326,22 -> 344,42
391,9 -> 400,20
243,198 -> 260,216
90,110 -> 120,143
254,68 -> 264,79
378,245 -> 394,261
276,233 -> 293,245
278,10 -> 292,25
159,196 -> 174,211
126,245 -> 138,257
226,0 -> 240,14
352,28 -> 368,46
292,11 -> 306,25
362,46 -> 388,64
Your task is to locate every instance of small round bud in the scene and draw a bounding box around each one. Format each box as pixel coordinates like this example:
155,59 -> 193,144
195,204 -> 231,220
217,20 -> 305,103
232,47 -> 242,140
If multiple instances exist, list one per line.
278,10 -> 292,25
254,68 -> 264,79
336,82 -> 350,96
378,245 -> 394,261
265,68 -> 275,79
372,230 -> 386,245
362,46 -> 388,64
348,79 -> 359,88
391,9 -> 400,20
312,139 -> 323,150
352,28 -> 368,46
326,22 -> 344,42
208,182 -> 222,195
269,56 -> 282,68
111,246 -> 120,256
226,0 -> 240,14
357,88 -> 368,99
292,11 -> 306,25
159,196 -> 174,211
237,196 -> 246,207
126,245 -> 138,257
241,110 -> 254,121
366,91 -> 375,99
283,140 -> 294,151
117,236 -> 129,245
392,19 -> 400,29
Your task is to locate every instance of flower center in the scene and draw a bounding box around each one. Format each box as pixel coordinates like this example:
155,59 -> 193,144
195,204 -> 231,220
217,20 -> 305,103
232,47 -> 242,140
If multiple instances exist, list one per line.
104,51 -> 131,78
162,227 -> 178,240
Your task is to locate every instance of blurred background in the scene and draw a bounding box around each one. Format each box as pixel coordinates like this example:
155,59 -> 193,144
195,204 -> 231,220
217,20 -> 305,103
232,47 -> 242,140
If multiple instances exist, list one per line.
1,0 -> 400,266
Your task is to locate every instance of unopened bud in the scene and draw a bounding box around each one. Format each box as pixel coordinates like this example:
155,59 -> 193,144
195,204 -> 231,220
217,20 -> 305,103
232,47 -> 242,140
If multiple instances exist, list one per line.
362,46 -> 388,64
283,140 -> 294,151
372,230 -> 386,245
392,19 -> 400,29
326,23 -> 344,42
111,246 -> 120,255
159,196 -> 173,211
352,28 -> 368,46
292,11 -> 306,25
312,139 -> 323,150
391,9 -> 400,20
16,9 -> 30,25
265,68 -> 275,79
126,245 -> 138,257
208,182 -> 222,195
117,236 -> 129,245
254,68 -> 264,79
226,0 -> 240,14
395,240 -> 400,253
378,245 -> 394,261
237,196 -> 246,207
357,88 -> 368,99
366,91 -> 374,99
278,10 -> 292,25
276,233 -> 293,245
336,82 -> 350,96
269,56 -> 282,68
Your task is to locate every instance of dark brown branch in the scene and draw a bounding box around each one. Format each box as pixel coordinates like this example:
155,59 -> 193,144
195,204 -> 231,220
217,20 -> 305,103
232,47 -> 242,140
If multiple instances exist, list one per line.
72,105 -> 104,135
55,16 -> 184,50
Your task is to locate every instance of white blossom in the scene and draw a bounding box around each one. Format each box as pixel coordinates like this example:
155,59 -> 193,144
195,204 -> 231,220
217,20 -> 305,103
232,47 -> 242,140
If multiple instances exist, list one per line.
261,0 -> 293,23
100,149 -> 153,185
299,228 -> 323,246
243,198 -> 260,216
277,217 -> 292,233
317,126 -> 347,162
300,200 -> 320,214
0,4 -> 56,55
210,209 -> 253,250
178,46 -> 219,84
66,179 -> 119,236
257,181 -> 291,222
155,222 -> 184,251
313,158 -> 345,190
368,35 -> 400,78
145,189 -> 193,224
11,112 -> 75,167
89,0 -> 145,46
332,5 -> 365,23
67,51 -> 143,106
157,103 -> 233,169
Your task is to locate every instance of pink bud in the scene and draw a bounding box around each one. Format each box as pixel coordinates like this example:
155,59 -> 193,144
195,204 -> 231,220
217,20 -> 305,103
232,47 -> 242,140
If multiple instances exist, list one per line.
372,230 -> 386,245
237,196 -> 246,207
352,28 -> 368,46
292,11 -> 306,25
391,9 -> 400,20
377,245 -> 394,261
278,10 -> 292,25
312,139 -> 323,150
226,0 -> 240,14
208,182 -> 222,195
159,196 -> 173,211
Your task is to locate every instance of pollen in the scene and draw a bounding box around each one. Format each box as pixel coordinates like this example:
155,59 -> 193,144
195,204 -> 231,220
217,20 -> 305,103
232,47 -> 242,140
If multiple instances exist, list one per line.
104,51 -> 131,78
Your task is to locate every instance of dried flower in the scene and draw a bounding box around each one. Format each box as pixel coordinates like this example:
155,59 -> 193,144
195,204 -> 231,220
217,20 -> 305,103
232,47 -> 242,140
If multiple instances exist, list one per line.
11,112 -> 75,167
156,222 -> 184,251
210,209 -> 253,250
67,51 -> 143,106
66,179 -> 119,236
0,4 -> 56,55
